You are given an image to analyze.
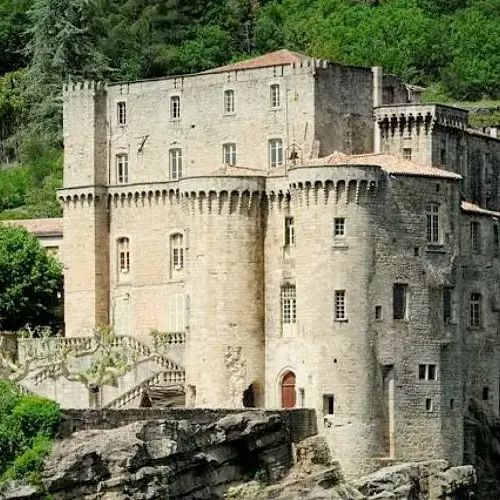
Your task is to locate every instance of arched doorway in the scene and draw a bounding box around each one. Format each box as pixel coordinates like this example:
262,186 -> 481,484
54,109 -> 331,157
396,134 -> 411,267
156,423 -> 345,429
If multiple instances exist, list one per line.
280,371 -> 296,408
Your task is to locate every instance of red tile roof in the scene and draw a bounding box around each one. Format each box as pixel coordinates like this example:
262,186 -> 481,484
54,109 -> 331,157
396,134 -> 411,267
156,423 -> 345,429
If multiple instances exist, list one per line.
461,201 -> 500,218
1,218 -> 63,236
202,50 -> 310,74
305,152 -> 462,180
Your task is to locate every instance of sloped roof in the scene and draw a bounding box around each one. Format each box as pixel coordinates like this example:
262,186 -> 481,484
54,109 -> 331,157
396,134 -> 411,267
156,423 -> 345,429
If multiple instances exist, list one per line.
306,152 -> 462,180
461,201 -> 500,218
1,218 -> 63,236
202,50 -> 310,74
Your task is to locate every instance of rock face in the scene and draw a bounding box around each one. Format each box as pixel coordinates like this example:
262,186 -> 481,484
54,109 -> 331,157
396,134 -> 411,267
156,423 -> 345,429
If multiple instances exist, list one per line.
1,411 -> 294,500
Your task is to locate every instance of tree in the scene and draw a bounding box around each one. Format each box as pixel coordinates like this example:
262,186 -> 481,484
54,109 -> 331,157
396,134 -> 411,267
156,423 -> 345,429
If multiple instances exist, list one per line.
0,226 -> 62,331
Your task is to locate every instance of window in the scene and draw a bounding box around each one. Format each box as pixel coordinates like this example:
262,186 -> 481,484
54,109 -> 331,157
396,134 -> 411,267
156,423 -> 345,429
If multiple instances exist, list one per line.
170,95 -> 181,119
494,225 -> 499,257
443,288 -> 452,324
170,233 -> 184,272
375,305 -> 382,320
470,292 -> 482,328
113,296 -> 130,336
425,398 -> 433,412
169,149 -> 182,180
117,101 -> 126,125
440,148 -> 446,165
419,364 -> 437,381
284,217 -> 295,247
483,387 -> 489,401
270,84 -> 281,108
334,218 -> 345,237
426,203 -> 440,244
323,394 -> 334,416
393,284 -> 408,320
168,293 -> 185,332
118,238 -> 130,276
334,290 -> 346,321
403,147 -> 412,160
281,285 -> 296,336
224,90 -> 235,113
222,143 -> 237,165
471,221 -> 480,253
269,139 -> 283,168
116,154 -> 128,184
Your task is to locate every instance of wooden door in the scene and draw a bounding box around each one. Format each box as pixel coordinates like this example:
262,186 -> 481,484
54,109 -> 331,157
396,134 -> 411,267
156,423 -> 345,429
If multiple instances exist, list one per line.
281,371 -> 296,408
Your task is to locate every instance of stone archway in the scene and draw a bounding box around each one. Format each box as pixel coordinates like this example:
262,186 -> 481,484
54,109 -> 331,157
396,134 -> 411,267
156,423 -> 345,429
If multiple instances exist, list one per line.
280,370 -> 296,408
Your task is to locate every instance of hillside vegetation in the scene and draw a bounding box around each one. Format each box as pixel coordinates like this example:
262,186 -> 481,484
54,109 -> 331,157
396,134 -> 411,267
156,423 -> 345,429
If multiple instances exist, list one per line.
1,0 -> 500,218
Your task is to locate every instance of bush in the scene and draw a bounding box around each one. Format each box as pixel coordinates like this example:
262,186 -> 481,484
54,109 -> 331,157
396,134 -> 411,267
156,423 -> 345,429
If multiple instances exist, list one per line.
0,380 -> 61,483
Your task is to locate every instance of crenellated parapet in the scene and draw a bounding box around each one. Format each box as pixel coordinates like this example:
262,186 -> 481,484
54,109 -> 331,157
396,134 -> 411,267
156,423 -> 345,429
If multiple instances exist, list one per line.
58,186 -> 108,207
375,104 -> 468,137
63,80 -> 108,101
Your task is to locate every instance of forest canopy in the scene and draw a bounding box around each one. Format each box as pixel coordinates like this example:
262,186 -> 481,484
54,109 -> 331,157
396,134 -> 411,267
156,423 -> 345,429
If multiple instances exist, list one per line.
0,0 -> 499,217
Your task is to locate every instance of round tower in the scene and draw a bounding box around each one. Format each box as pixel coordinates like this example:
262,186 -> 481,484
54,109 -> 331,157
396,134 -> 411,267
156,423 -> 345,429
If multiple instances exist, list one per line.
183,178 -> 265,408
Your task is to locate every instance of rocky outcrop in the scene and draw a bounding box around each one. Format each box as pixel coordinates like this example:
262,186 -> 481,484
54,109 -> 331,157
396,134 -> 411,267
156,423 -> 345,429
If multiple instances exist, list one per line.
1,411 -> 294,500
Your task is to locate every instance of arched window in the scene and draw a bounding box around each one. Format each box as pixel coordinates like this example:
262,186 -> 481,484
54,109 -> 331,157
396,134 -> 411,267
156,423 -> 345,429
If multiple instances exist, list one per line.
117,237 -> 130,278
280,371 -> 296,408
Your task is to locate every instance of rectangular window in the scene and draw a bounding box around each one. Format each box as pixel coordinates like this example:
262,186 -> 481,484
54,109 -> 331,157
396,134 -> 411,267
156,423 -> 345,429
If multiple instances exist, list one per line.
171,233 -> 184,272
323,394 -> 334,415
117,101 -> 127,125
118,237 -> 130,276
224,90 -> 235,113
169,149 -> 182,180
270,84 -> 281,108
170,95 -> 181,119
471,221 -> 480,253
334,290 -> 346,320
375,305 -> 382,320
393,284 -> 408,320
470,292 -> 482,328
426,203 -> 440,244
418,364 -> 437,381
443,288 -> 452,324
113,296 -> 130,336
167,293 -> 185,332
403,147 -> 412,160
269,138 -> 283,168
483,387 -> 489,401
222,143 -> 237,165
334,218 -> 345,237
281,285 -> 296,336
425,398 -> 433,412
116,154 -> 128,184
494,225 -> 499,257
284,217 -> 295,247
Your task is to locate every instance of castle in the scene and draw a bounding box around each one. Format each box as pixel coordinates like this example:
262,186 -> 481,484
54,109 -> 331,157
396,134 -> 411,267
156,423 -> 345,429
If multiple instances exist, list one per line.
57,50 -> 500,475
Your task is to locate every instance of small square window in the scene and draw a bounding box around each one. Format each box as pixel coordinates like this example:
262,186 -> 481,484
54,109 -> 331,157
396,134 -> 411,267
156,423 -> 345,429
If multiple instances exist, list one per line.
170,95 -> 181,119
419,364 -> 437,381
403,147 -> 412,160
334,218 -> 345,237
425,398 -> 433,412
375,305 -> 382,321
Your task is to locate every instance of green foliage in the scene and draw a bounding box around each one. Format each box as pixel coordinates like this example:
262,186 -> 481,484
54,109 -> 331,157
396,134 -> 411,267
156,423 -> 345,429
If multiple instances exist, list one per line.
0,226 -> 63,331
0,380 -> 60,483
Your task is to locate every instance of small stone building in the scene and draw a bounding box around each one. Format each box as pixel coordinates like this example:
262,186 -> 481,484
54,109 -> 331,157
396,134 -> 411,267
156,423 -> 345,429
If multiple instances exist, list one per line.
58,50 -> 500,475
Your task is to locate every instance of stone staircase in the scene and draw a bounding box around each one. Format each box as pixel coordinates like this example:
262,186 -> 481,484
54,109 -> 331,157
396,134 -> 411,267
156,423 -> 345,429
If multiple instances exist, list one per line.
15,333 -> 185,409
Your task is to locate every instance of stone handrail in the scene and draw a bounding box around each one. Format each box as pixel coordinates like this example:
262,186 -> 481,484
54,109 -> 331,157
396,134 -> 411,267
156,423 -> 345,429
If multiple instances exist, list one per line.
104,370 -> 186,409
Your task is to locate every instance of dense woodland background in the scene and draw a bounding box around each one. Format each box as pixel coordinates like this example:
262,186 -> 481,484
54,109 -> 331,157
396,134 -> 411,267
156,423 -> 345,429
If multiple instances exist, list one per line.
1,0 -> 500,219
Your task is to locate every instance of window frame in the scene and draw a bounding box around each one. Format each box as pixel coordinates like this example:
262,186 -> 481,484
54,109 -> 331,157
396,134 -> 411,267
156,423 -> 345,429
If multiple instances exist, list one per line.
284,216 -> 295,247
403,147 -> 412,160
169,148 -> 183,180
117,101 -> 127,125
224,89 -> 235,114
418,364 -> 437,381
426,203 -> 440,244
334,290 -> 347,321
334,217 -> 345,237
393,283 -> 408,321
443,287 -> 452,324
170,233 -> 184,273
470,292 -> 482,328
116,153 -> 129,184
281,285 -> 297,336
493,224 -> 499,257
222,143 -> 237,166
471,220 -> 480,253
117,237 -> 130,278
270,84 -> 281,109
269,138 -> 284,168
170,95 -> 181,120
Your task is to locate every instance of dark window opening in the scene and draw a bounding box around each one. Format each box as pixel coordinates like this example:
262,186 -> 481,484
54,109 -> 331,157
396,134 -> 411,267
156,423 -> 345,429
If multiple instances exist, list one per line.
393,284 -> 408,320
323,394 -> 334,415
483,387 -> 489,401
443,288 -> 452,324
